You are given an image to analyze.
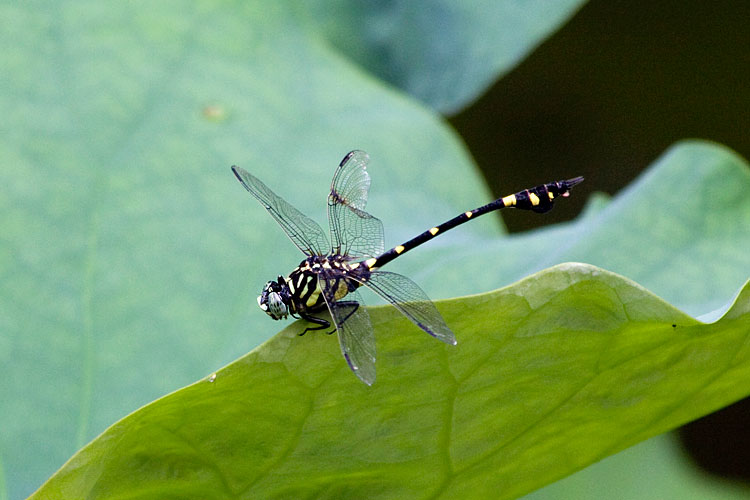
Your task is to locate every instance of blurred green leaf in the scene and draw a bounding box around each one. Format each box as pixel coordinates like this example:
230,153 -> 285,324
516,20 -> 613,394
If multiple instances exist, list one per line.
303,0 -> 587,113
31,264 -> 750,499
525,433 -> 750,500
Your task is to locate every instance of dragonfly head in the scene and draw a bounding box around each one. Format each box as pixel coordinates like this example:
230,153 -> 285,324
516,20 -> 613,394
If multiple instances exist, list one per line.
257,276 -> 291,320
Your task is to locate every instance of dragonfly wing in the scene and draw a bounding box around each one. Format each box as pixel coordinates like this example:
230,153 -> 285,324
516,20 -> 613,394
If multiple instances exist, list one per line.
232,165 -> 329,256
358,270 -> 457,345
328,150 -> 385,259
319,272 -> 377,385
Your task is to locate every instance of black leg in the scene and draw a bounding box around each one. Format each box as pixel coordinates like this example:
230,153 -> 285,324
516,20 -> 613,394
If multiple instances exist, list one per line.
334,300 -> 360,328
298,301 -> 360,336
298,313 -> 330,336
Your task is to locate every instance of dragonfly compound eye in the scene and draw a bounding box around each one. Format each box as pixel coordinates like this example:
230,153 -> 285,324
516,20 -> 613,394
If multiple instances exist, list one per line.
256,293 -> 268,312
265,291 -> 288,319
257,281 -> 288,320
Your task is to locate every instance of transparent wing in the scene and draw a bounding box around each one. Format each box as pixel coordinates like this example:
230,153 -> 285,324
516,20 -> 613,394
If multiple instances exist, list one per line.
232,165 -> 329,256
327,150 -> 385,259
356,270 -> 456,345
319,271 -> 377,385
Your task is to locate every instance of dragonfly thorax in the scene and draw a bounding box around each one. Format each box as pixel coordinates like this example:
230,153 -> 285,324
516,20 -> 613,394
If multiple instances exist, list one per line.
258,255 -> 367,321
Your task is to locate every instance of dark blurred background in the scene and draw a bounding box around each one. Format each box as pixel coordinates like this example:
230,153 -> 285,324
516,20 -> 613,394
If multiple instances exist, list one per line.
451,0 -> 749,230
450,0 -> 750,485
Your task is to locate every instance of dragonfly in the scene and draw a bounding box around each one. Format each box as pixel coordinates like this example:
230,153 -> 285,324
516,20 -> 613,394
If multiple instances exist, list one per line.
232,151 -> 583,385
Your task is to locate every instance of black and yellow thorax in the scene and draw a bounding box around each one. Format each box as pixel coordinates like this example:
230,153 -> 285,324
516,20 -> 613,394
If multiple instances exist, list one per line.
285,255 -> 369,314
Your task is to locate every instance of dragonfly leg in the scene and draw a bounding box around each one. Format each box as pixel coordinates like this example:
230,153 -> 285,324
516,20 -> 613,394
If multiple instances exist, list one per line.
334,300 -> 360,329
298,312 -> 330,336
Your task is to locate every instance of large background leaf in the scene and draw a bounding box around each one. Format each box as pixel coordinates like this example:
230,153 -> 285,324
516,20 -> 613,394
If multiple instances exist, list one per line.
0,1 -> 589,498
30,264 -> 750,499
303,0 -> 586,113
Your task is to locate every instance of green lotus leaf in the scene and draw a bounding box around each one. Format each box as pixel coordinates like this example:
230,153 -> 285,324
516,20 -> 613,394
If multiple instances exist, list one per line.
30,264 -> 750,499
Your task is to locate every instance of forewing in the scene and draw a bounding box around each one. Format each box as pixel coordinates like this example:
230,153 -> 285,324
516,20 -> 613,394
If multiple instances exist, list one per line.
319,271 -> 377,385
232,166 -> 329,256
357,270 -> 457,345
328,151 -> 385,259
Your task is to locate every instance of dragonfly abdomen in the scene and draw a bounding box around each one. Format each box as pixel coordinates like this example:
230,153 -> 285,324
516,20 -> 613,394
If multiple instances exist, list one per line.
363,176 -> 584,270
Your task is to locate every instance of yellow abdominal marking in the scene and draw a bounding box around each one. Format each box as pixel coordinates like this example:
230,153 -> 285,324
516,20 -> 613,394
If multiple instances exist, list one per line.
429,227 -> 439,235
395,245 -> 405,254
529,192 -> 540,206
333,281 -> 349,300
465,211 -> 473,218
502,194 -> 516,206
305,287 -> 321,307
364,257 -> 377,268
548,191 -> 555,200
